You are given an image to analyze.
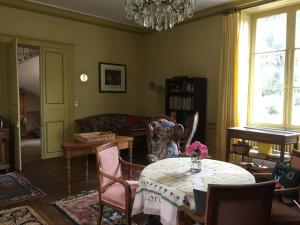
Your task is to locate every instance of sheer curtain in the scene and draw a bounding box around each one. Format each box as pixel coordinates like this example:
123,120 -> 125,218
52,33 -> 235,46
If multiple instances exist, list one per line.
216,12 -> 241,161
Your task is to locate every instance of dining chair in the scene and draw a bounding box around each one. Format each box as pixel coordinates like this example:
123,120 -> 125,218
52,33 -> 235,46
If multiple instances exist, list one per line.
147,115 -> 184,163
95,142 -> 144,225
181,111 -> 199,151
177,181 -> 275,225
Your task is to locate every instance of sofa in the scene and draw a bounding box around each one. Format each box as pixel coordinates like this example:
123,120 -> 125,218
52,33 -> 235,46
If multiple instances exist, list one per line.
75,113 -> 148,134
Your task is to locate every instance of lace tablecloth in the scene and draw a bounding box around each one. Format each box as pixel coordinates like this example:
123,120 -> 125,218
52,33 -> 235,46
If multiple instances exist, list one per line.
132,158 -> 255,225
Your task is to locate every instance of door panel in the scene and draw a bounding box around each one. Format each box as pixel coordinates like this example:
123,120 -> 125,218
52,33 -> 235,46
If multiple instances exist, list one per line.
45,52 -> 64,104
41,47 -> 69,159
7,39 -> 21,170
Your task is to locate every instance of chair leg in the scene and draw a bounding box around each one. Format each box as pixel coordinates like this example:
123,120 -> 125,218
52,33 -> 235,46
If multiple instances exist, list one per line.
125,210 -> 132,225
98,203 -> 104,225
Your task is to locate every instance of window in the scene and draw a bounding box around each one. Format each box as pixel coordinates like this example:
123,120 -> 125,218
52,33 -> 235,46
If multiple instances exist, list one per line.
248,7 -> 300,129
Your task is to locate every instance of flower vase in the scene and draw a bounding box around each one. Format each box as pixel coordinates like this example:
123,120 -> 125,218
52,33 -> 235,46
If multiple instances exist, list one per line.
190,155 -> 201,173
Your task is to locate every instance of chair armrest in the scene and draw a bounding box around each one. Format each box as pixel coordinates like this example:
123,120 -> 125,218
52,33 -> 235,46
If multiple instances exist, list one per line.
177,205 -> 206,225
120,158 -> 145,170
274,186 -> 300,195
99,170 -> 131,192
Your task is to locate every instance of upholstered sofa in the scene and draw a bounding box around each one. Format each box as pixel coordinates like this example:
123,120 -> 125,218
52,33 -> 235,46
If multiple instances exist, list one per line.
75,113 -> 148,134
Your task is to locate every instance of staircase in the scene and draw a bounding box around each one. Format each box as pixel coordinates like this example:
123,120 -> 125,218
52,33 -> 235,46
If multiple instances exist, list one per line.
18,46 -> 39,64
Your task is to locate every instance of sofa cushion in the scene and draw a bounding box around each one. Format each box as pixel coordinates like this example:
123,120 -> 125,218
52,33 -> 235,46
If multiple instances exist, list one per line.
76,114 -> 147,134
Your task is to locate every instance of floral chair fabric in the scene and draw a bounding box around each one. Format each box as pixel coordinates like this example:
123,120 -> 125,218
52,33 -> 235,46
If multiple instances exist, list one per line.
147,118 -> 184,163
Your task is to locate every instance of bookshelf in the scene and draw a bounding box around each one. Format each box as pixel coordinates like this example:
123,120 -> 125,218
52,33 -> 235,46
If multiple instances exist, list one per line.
165,77 -> 207,143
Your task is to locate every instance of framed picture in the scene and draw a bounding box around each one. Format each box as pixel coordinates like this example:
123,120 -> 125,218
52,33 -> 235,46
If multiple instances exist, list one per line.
99,62 -> 126,92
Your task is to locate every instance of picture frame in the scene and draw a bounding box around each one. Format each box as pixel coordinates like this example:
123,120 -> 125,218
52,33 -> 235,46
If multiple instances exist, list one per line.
99,62 -> 126,93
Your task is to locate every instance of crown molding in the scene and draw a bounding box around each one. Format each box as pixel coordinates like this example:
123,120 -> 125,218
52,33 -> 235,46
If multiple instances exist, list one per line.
0,0 -> 148,35
0,0 -> 284,35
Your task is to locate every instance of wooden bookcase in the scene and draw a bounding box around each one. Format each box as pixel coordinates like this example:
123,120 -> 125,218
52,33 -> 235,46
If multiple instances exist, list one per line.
165,77 -> 207,143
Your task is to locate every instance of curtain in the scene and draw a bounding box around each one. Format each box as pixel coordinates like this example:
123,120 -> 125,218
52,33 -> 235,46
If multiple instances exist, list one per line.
216,12 -> 240,161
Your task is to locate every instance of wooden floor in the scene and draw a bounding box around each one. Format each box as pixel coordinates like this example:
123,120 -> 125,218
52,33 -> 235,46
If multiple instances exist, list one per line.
0,156 -> 101,225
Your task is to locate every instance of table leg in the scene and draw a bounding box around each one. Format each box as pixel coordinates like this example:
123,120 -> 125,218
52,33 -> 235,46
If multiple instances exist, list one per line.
65,157 -> 71,196
129,140 -> 133,163
85,155 -> 89,183
129,140 -> 133,179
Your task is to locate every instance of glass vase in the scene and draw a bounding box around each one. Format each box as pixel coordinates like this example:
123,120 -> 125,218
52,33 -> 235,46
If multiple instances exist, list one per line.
190,155 -> 201,173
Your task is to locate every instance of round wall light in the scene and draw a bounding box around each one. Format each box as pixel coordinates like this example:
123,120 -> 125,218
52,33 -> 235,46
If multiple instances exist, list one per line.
80,73 -> 88,82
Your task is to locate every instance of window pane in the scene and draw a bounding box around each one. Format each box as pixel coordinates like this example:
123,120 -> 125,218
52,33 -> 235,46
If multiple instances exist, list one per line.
291,88 -> 300,126
253,52 -> 285,89
296,11 -> 300,48
252,52 -> 285,124
294,50 -> 300,87
255,13 -> 287,52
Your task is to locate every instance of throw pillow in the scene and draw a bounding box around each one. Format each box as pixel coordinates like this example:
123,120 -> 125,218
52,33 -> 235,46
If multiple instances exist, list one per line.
272,162 -> 300,205
272,162 -> 300,189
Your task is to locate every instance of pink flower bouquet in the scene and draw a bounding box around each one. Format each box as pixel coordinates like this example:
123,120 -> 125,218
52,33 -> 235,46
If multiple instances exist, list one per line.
185,141 -> 208,159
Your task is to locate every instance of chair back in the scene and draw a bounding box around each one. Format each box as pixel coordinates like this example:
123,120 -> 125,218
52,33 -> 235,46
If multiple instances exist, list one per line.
183,111 -> 199,148
96,142 -> 121,190
291,149 -> 300,170
203,181 -> 275,225
147,115 -> 184,163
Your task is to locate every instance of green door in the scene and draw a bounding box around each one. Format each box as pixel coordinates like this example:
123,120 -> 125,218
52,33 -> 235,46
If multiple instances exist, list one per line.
7,39 -> 22,170
41,47 -> 69,159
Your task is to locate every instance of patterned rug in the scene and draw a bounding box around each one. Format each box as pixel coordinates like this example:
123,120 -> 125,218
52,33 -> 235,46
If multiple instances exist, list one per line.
53,190 -> 162,225
53,190 -> 125,225
0,205 -> 48,224
0,172 -> 46,206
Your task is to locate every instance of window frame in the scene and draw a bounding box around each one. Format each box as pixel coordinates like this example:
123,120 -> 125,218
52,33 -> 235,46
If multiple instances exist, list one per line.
247,4 -> 300,130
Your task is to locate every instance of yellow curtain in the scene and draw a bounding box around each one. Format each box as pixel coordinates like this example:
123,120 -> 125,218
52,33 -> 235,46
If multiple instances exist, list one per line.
216,12 -> 240,161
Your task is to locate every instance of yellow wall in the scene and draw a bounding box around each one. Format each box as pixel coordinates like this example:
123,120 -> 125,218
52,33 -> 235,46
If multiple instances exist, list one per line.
0,5 -> 144,119
142,16 -> 222,124
141,16 -> 222,153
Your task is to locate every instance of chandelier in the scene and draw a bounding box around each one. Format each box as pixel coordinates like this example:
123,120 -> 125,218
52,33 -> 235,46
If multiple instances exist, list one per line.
125,0 -> 195,31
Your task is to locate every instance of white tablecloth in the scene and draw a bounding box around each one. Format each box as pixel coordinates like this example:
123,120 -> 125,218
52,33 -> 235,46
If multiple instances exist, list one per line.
132,158 -> 255,225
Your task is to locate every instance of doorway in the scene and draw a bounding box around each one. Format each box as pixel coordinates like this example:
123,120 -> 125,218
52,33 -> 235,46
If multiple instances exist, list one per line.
18,45 -> 41,164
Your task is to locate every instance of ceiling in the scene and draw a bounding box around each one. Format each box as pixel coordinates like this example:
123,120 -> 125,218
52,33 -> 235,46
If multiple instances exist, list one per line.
29,0 -> 234,26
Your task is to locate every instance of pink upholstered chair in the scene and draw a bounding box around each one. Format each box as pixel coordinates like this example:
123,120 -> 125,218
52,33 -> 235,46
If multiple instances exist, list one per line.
95,142 -> 144,225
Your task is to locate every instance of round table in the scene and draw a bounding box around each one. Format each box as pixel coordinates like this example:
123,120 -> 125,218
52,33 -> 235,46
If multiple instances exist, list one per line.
132,158 -> 255,225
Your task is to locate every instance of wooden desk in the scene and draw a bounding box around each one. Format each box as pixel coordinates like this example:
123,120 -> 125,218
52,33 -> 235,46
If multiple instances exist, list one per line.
226,127 -> 300,162
63,135 -> 133,195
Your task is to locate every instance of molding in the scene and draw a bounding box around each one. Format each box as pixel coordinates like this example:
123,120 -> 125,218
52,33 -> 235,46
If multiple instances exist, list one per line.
0,0 -> 148,35
0,0 -> 285,35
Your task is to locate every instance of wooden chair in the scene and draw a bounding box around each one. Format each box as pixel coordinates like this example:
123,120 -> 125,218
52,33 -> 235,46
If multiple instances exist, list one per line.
147,115 -> 184,163
95,142 -> 144,225
181,111 -> 199,150
254,150 -> 300,225
177,181 -> 275,225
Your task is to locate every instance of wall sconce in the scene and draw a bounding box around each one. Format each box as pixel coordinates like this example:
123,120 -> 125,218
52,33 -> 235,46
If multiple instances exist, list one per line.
149,81 -> 164,93
80,73 -> 88,82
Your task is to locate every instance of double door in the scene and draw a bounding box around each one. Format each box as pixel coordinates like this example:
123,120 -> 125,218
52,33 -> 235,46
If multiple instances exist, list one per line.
5,38 -> 72,171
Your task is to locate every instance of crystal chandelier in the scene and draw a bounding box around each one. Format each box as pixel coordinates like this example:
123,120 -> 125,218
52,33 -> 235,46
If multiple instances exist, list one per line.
125,0 -> 195,31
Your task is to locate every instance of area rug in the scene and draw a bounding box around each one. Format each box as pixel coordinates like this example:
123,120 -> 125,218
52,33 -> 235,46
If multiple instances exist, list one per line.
53,190 -> 125,225
0,172 -> 46,206
53,190 -> 161,225
0,205 -> 48,224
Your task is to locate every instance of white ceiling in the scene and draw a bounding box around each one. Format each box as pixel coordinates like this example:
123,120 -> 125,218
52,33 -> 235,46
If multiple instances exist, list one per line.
29,0 -> 233,26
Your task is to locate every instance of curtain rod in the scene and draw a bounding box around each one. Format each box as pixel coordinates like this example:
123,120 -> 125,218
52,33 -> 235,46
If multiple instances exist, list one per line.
224,0 -> 278,14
